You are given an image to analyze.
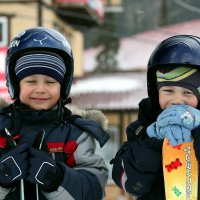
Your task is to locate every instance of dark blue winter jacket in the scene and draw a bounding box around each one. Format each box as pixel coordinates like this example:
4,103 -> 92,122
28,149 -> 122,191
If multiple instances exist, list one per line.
112,98 -> 200,200
0,102 -> 109,200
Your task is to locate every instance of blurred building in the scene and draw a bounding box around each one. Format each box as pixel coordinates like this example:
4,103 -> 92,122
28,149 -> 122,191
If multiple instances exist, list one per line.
1,3 -> 200,198
70,18 -> 200,200
0,0 -> 105,77
0,1 -> 129,200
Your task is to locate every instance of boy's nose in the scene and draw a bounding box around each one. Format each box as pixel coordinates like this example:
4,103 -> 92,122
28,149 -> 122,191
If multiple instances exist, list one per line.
35,83 -> 45,92
171,96 -> 185,105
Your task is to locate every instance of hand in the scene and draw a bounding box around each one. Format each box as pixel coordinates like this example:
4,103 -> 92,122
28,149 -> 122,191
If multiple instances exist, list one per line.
160,125 -> 192,146
147,122 -> 165,140
147,121 -> 192,146
157,105 -> 200,131
0,143 -> 28,187
27,148 -> 63,192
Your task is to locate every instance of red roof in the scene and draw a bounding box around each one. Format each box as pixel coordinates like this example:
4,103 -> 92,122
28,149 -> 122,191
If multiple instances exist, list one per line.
54,0 -> 104,26
84,19 -> 200,72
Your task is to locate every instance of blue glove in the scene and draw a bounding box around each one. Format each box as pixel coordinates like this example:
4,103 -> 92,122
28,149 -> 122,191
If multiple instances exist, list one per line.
160,125 -> 192,146
157,105 -> 200,131
147,122 -> 192,146
147,122 -> 165,140
0,143 -> 28,187
27,148 -> 63,192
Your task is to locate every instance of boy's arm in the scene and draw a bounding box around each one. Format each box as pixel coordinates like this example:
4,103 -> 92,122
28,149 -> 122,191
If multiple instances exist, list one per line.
42,132 -> 108,200
112,122 -> 163,197
192,126 -> 200,161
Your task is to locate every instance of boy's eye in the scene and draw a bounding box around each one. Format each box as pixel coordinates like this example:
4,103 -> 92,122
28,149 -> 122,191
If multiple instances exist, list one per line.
163,89 -> 172,92
185,91 -> 193,95
26,80 -> 35,83
47,80 -> 56,84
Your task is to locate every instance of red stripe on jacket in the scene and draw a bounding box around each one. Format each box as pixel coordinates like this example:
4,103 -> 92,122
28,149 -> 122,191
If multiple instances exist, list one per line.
48,141 -> 78,167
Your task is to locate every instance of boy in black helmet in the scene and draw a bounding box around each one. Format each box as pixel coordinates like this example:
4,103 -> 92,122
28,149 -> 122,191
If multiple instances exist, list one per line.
0,27 -> 109,200
112,35 -> 200,200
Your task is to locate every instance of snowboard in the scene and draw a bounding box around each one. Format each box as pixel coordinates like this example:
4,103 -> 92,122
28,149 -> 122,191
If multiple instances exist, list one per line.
162,138 -> 198,199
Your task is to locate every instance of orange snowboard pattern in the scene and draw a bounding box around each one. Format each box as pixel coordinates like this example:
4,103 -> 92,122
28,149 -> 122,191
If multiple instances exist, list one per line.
162,138 -> 198,199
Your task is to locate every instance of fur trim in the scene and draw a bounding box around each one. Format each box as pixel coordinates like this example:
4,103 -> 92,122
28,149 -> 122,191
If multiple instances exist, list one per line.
67,105 -> 108,131
0,99 -> 11,108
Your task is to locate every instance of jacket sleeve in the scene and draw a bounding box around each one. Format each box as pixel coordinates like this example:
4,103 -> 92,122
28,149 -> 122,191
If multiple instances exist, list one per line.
192,126 -> 200,161
112,121 -> 163,197
42,132 -> 108,200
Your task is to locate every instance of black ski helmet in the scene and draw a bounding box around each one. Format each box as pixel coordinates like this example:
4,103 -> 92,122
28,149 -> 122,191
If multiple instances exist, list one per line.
6,27 -> 74,100
147,35 -> 200,116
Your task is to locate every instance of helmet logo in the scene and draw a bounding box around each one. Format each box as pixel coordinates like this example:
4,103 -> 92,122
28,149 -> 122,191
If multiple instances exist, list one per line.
34,37 -> 48,45
8,40 -> 20,49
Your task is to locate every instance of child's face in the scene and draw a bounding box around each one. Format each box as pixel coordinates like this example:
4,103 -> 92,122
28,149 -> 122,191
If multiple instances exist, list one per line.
19,74 -> 61,110
159,85 -> 198,109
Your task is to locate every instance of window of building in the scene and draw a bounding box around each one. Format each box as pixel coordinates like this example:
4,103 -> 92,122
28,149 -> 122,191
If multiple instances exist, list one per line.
0,16 -> 8,48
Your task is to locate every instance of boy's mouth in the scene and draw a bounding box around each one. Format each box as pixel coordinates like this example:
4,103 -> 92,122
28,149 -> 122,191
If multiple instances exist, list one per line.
31,97 -> 49,102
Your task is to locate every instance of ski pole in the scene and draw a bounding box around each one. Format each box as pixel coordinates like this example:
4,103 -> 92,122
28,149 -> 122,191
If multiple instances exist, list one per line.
5,128 -> 25,200
35,129 -> 45,200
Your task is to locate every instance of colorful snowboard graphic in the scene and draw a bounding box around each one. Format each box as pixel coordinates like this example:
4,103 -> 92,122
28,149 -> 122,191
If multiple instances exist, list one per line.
162,138 -> 198,199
